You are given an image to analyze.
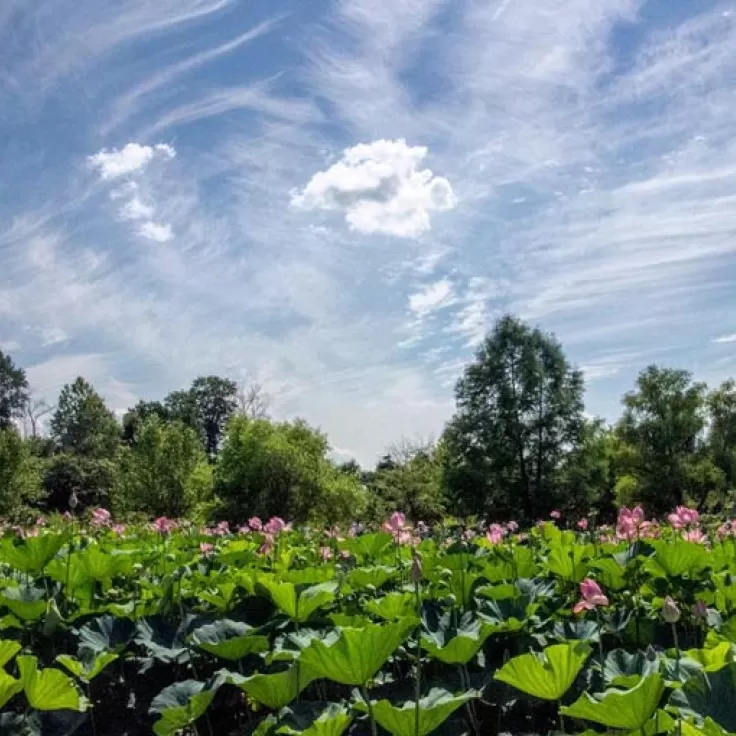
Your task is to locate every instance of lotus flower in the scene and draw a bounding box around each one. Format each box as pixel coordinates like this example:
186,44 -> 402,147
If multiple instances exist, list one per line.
486,524 -> 505,545
668,506 -> 700,529
199,542 -> 214,556
248,517 -> 263,532
383,512 -> 407,535
112,523 -> 126,536
573,578 -> 609,614
258,533 -> 275,555
319,546 -> 333,561
682,528 -> 707,544
577,518 -> 589,531
550,510 -> 561,520
91,507 -> 112,528
506,520 -> 519,533
693,600 -> 708,620
264,517 -> 289,535
153,516 -> 176,534
662,596 -> 681,623
616,506 -> 645,540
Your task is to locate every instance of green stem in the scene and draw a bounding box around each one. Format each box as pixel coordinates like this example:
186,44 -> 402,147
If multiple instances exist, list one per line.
361,686 -> 377,736
414,577 -> 421,736
559,701 -> 566,734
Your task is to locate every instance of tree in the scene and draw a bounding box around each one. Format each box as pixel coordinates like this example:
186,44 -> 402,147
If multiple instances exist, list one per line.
0,428 -> 44,518
236,382 -> 271,419
617,365 -> 707,513
165,376 -> 238,458
368,439 -> 446,523
23,396 -> 54,439
122,400 -> 170,445
443,315 -> 585,522
113,416 -> 212,518
0,350 -> 29,430
707,380 -> 736,494
215,416 -> 366,525
50,377 -> 120,458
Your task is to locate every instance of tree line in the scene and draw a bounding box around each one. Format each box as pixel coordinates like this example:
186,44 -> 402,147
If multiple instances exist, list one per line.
1,314 -> 735,526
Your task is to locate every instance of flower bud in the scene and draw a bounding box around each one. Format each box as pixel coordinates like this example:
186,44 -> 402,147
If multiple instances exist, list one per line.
411,553 -> 423,584
662,596 -> 681,624
693,600 -> 708,620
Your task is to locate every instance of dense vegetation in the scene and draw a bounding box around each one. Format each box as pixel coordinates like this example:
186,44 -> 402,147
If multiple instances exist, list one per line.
2,315 -> 736,527
0,509 -> 734,734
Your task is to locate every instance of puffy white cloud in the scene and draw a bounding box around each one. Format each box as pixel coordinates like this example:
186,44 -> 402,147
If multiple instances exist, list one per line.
291,139 -> 456,238
138,221 -> 173,242
713,333 -> 736,344
88,142 -> 175,180
409,279 -> 455,317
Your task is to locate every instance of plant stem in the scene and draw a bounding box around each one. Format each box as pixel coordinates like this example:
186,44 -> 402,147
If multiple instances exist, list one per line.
361,686 -> 377,736
559,701 -> 566,734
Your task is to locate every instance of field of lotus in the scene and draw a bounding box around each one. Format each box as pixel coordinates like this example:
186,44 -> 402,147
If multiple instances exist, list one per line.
1,506 -> 736,735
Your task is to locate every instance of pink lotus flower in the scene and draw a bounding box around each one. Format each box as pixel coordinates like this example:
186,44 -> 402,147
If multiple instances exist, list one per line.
693,600 -> 708,620
682,528 -> 707,544
573,578 -> 609,614
258,533 -> 275,555
550,510 -> 561,520
153,516 -> 176,534
577,518 -> 589,531
91,508 -> 112,528
264,517 -> 289,535
36,516 -> 47,527
486,524 -> 505,545
383,512 -> 407,535
213,521 -> 230,536
668,506 -> 700,529
112,523 -> 126,536
319,546 -> 333,561
199,542 -> 214,556
616,506 -> 645,540
248,517 -> 263,532
506,521 -> 519,533
638,520 -> 661,539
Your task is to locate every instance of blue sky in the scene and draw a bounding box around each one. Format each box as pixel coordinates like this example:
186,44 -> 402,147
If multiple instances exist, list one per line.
2,0 -> 736,464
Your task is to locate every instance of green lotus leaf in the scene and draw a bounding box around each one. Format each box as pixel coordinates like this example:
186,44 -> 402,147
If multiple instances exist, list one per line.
356,688 -> 478,736
604,649 -> 660,688
668,662 -> 736,732
149,680 -> 216,736
1,534 -> 65,574
0,670 -> 22,710
221,665 -> 313,710
77,614 -> 136,654
0,586 -> 47,622
546,543 -> 593,582
256,578 -> 338,623
645,540 -> 710,578
275,703 -> 353,735
347,532 -> 393,561
345,567 -> 397,592
365,593 -> 416,621
190,619 -> 269,660
680,717 -> 734,735
56,651 -> 118,682
0,639 -> 21,668
494,642 -> 591,700
17,655 -> 86,712
299,619 -> 416,686
421,612 -> 494,665
561,674 -> 665,731
684,643 -> 733,673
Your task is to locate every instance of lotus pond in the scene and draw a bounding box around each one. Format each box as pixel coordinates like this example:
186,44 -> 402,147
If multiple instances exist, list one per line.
1,507 -> 736,735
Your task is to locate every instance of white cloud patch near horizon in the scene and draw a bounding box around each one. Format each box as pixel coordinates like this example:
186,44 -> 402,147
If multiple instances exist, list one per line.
291,139 -> 456,238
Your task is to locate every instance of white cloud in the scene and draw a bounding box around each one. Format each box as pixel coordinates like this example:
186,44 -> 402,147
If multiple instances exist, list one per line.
119,195 -> 155,221
409,279 -> 455,317
291,139 -> 456,238
138,221 -> 173,242
88,142 -> 175,180
713,333 -> 736,344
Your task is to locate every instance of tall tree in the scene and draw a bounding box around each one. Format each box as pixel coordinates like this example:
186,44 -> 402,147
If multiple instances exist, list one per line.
707,379 -> 736,492
443,315 -> 585,522
122,400 -> 170,445
617,365 -> 707,513
0,428 -> 44,518
113,416 -> 212,518
165,376 -> 238,458
0,350 -> 29,430
50,377 -> 120,457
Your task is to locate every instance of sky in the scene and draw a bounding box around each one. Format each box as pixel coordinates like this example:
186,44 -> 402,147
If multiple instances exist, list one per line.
2,0 -> 736,465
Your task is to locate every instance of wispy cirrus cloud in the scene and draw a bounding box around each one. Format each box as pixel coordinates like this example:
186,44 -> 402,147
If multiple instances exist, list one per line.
3,0 -> 736,462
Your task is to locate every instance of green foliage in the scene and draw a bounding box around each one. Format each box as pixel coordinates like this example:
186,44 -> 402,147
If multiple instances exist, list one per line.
0,428 -> 45,517
42,452 -> 117,511
50,377 -> 120,458
112,415 -> 212,517
216,416 -> 365,525
0,349 -> 28,430
443,314 -> 585,522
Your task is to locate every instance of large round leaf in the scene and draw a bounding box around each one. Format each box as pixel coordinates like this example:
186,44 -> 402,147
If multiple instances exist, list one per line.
494,642 -> 591,701
190,619 -> 269,660
561,674 -> 665,730
17,656 -> 86,712
299,619 -> 415,686
149,680 -> 216,736
669,663 -> 736,732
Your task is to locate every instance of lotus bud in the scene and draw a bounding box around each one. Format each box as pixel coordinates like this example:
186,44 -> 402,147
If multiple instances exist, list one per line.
693,600 -> 708,620
411,553 -> 423,584
662,596 -> 681,624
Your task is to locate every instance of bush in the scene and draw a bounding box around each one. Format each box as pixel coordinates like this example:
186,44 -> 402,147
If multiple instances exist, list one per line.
0,428 -> 45,520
